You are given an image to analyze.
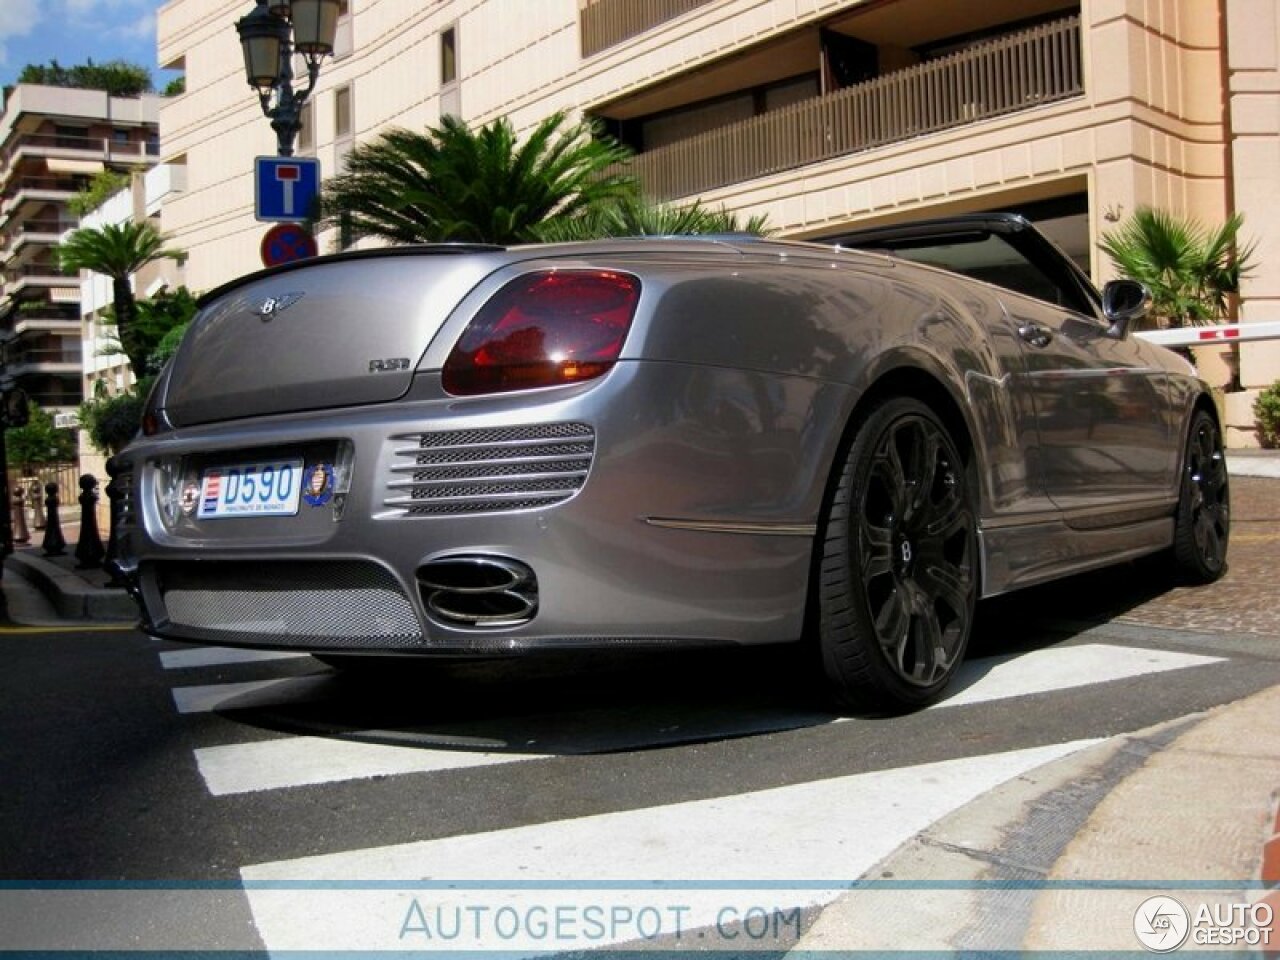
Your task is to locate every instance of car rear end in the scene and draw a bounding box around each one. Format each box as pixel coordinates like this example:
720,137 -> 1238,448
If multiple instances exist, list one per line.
113,241 -> 823,656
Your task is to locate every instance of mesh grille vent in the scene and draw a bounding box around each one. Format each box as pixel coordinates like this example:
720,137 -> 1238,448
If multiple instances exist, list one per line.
386,422 -> 595,516
158,560 -> 422,647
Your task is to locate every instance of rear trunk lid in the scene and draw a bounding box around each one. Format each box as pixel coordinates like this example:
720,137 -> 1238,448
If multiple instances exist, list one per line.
163,248 -> 504,427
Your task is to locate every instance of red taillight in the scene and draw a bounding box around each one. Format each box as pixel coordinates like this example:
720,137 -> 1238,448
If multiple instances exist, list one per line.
442,270 -> 641,396
141,373 -> 170,436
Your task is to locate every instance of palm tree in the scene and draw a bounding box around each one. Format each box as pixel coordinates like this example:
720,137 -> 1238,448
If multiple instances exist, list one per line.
318,112 -> 635,246
534,194 -> 771,242
1100,207 -> 1256,329
57,220 -> 184,376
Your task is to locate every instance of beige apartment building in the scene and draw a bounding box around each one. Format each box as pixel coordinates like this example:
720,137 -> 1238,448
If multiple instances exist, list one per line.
156,0 -> 1280,445
0,84 -> 161,417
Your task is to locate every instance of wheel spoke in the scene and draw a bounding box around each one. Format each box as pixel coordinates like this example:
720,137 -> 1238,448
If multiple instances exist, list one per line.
860,520 -> 895,582
901,583 -> 952,686
1202,453 -> 1228,495
916,560 -> 972,621
877,429 -> 909,506
1194,511 -> 1221,562
874,586 -> 911,662
907,590 -> 945,685
1195,499 -> 1229,557
1194,426 -> 1214,467
921,483 -> 968,541
898,421 -> 941,524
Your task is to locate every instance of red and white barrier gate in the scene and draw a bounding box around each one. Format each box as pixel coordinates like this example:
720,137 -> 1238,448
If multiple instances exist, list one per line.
1136,320 -> 1280,348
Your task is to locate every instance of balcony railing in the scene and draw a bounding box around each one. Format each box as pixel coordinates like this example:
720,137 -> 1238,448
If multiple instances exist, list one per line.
5,312 -> 81,335
4,348 -> 82,364
8,218 -> 73,235
8,263 -> 76,280
621,14 -> 1082,202
2,219 -> 74,249
3,131 -> 159,168
580,0 -> 715,57
1,176 -> 86,208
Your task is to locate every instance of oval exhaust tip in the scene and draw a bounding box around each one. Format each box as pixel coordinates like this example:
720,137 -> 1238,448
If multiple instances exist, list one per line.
417,555 -> 538,627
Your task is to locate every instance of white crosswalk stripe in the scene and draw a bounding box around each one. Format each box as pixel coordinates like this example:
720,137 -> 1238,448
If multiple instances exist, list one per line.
159,647 -> 311,670
196,734 -> 542,796
927,642 -> 1218,708
171,677 -> 309,714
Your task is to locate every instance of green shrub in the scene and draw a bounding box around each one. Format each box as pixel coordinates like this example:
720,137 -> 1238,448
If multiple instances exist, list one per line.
1256,380 -> 1280,448
5,400 -> 76,469
79,384 -> 145,455
67,169 -> 132,217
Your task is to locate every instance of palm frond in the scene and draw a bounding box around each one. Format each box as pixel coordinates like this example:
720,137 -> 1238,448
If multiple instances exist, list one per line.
319,113 -> 636,246
1100,206 -> 1257,328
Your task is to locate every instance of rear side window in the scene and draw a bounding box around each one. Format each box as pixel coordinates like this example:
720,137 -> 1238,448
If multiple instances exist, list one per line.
860,232 -> 1096,317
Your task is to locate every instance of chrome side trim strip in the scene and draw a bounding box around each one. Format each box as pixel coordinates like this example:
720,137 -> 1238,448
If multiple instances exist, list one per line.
643,517 -> 816,537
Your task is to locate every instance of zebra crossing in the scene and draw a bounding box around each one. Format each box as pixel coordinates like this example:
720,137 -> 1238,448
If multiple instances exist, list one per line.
155,638 -> 1226,953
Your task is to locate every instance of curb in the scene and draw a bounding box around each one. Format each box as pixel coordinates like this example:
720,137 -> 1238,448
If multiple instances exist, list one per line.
1227,454 -> 1280,479
792,687 -> 1280,953
4,552 -> 138,622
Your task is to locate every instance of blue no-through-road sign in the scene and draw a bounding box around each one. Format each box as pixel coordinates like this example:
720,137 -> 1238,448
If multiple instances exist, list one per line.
255,156 -> 321,223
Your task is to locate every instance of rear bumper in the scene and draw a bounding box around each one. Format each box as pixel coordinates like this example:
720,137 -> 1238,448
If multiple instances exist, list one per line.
115,363 -> 848,654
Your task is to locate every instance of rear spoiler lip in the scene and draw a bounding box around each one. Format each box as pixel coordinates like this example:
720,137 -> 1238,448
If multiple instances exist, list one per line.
196,243 -> 507,307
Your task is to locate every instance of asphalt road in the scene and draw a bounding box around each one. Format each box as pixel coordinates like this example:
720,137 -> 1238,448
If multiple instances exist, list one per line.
1,478 -> 1278,952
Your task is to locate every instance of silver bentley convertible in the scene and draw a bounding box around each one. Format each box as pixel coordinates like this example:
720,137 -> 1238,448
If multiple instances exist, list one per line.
113,213 -> 1230,711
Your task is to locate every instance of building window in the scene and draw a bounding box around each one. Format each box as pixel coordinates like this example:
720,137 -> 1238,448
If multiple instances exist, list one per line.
441,26 -> 457,86
333,0 -> 353,59
334,85 -> 352,140
297,100 -> 314,153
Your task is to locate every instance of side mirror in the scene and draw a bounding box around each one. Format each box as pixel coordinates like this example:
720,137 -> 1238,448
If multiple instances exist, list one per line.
1101,279 -> 1151,339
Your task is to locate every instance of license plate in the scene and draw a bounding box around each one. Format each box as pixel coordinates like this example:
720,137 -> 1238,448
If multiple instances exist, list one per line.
197,459 -> 304,519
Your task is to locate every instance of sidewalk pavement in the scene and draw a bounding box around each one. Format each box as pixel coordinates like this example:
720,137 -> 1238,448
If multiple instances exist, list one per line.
3,546 -> 135,622
3,453 -> 1279,953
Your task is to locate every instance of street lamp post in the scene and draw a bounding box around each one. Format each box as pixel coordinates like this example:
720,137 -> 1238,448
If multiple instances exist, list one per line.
236,0 -> 340,157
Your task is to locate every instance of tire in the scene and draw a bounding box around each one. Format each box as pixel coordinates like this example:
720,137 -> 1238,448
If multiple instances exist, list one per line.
1172,409 -> 1230,583
816,397 -> 978,712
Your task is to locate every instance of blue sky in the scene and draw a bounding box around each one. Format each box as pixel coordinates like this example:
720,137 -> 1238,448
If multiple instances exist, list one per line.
0,0 -> 181,92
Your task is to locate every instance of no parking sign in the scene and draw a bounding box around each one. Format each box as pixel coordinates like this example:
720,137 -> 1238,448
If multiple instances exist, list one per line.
260,222 -> 318,267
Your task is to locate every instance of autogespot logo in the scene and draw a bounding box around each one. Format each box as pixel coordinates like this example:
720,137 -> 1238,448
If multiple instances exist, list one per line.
1134,896 -> 1191,952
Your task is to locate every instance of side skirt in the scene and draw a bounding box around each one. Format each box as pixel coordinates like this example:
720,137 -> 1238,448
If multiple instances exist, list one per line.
979,516 -> 1175,598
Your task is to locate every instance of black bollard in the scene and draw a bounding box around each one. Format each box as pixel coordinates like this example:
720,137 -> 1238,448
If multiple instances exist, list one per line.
41,482 -> 66,557
30,481 -> 45,531
11,488 -> 29,544
103,457 -> 127,588
75,474 -> 106,570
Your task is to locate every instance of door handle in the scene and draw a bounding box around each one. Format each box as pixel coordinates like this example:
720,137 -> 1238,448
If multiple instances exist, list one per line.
1018,323 -> 1054,348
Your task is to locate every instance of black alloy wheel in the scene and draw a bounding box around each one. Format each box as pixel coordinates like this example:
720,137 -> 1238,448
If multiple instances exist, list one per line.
817,397 -> 977,712
1172,409 -> 1230,583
